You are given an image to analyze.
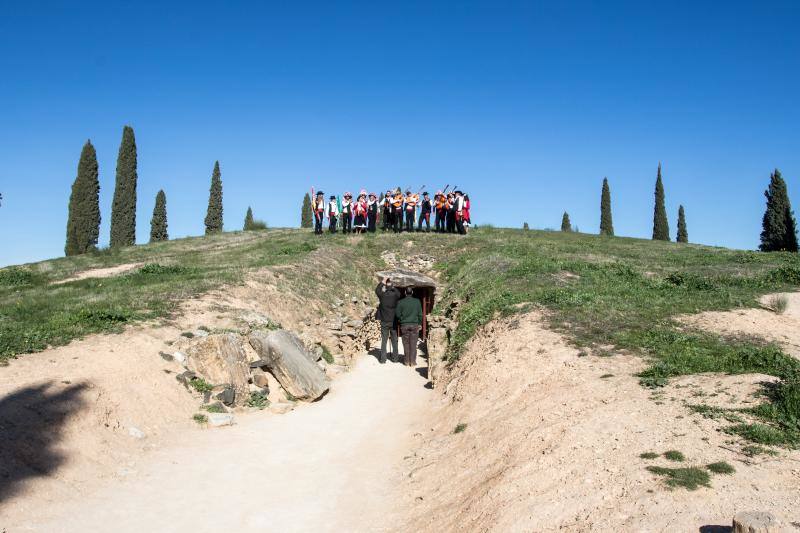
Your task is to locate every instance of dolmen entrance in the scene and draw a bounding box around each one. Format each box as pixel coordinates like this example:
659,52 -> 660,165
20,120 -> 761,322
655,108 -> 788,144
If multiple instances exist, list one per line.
374,269 -> 437,340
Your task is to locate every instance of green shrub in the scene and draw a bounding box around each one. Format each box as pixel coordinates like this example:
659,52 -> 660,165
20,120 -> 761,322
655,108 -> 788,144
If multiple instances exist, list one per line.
639,452 -> 659,459
246,391 -> 269,410
321,345 -> 334,364
192,413 -> 208,425
137,263 -> 190,275
189,378 -> 214,393
706,461 -> 735,474
663,450 -> 685,462
453,423 -> 468,434
646,466 -> 711,490
0,267 -> 39,286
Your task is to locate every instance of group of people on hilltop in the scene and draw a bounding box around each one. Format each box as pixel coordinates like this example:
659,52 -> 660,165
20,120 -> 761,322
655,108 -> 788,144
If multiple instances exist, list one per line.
310,188 -> 471,236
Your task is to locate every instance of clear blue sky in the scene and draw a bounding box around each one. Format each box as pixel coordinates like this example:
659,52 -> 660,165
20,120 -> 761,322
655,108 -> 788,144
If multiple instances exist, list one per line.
2,0 -> 799,266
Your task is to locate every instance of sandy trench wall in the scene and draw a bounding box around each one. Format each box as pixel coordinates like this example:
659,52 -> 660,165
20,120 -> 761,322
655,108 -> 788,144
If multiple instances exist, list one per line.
394,311 -> 800,532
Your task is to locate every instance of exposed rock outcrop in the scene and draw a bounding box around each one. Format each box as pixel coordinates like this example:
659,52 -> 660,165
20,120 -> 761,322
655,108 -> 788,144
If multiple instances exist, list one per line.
249,330 -> 331,401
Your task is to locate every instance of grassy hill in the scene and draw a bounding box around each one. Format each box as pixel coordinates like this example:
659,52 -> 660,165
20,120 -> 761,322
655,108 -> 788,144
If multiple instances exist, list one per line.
1,227 -> 799,446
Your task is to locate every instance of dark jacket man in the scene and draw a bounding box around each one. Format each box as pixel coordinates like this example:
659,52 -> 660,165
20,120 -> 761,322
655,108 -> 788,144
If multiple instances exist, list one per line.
375,280 -> 401,363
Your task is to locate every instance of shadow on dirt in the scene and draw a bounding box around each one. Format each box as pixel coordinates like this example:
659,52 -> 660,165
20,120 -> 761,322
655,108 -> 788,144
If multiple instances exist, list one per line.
0,381 -> 88,504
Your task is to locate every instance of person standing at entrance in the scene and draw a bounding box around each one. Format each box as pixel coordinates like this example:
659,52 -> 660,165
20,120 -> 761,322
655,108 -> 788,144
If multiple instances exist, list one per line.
396,287 -> 423,367
375,277 -> 401,364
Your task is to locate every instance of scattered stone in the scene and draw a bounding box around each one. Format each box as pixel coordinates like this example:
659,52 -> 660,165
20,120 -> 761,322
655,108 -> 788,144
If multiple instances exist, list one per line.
215,385 -> 236,406
159,351 -> 174,362
172,351 -> 187,365
332,299 -> 344,307
249,330 -> 331,401
184,334 -> 251,406
127,426 -> 145,439
351,296 -> 358,304
192,329 -> 209,338
240,311 -> 275,328
251,367 -> 270,389
207,413 -> 235,427
346,319 -> 363,329
328,319 -> 343,331
176,370 -> 198,388
733,511 -> 782,533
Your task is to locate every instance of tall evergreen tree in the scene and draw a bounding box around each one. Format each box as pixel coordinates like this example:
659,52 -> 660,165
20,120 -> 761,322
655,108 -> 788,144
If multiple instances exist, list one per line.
599,177 -> 614,236
204,161 -> 223,234
561,212 -> 572,232
65,140 -> 101,256
676,205 -> 688,243
110,125 -> 138,247
244,206 -> 254,230
760,169 -> 799,252
523,222 -> 529,230
652,163 -> 670,241
149,190 -> 168,242
301,193 -> 312,228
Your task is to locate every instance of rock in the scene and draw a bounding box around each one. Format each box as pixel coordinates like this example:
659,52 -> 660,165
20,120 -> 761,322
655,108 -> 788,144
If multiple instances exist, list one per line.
128,426 -> 145,439
351,296 -> 358,304
249,330 -> 331,401
173,351 -> 187,365
184,334 -> 251,406
375,269 -> 436,288
175,370 -> 198,388
328,319 -> 343,331
251,367 -> 270,389
193,329 -> 209,338
207,413 -> 235,427
240,311 -> 276,329
732,511 -> 782,533
215,385 -> 236,406
346,319 -> 363,329
159,351 -> 174,362
332,299 -> 344,307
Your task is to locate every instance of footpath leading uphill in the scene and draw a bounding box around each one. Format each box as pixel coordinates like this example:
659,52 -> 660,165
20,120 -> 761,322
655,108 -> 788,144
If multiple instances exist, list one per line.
13,354 -> 432,532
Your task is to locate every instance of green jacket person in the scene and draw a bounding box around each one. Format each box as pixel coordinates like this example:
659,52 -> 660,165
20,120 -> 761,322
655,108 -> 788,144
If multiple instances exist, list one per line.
395,288 -> 422,367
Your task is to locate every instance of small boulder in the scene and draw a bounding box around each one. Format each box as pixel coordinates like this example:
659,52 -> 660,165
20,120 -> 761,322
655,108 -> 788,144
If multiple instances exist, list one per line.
184,334 -> 250,406
346,319 -> 362,329
733,511 -> 782,533
251,367 -> 270,389
207,413 -> 235,427
215,385 -> 236,406
249,330 -> 331,401
127,426 -> 145,439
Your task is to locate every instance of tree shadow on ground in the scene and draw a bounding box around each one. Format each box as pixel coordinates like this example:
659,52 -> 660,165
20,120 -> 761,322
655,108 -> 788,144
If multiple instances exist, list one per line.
0,381 -> 88,504
699,526 -> 731,532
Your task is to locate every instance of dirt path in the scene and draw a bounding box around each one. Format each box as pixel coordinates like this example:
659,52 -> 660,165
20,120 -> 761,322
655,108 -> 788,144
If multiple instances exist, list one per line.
18,355 -> 431,533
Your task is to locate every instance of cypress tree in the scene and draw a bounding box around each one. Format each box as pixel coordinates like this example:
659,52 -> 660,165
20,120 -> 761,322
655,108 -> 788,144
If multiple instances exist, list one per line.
301,193 -> 312,228
244,206 -> 254,230
65,140 -> 101,256
561,212 -> 572,232
652,163 -> 670,241
110,125 -> 138,247
149,190 -> 168,242
523,222 -> 529,230
676,205 -> 688,243
599,177 -> 614,236
760,169 -> 799,252
204,161 -> 223,234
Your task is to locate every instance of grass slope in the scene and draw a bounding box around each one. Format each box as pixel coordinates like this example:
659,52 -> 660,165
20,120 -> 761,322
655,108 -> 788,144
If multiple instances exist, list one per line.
1,226 -> 799,445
